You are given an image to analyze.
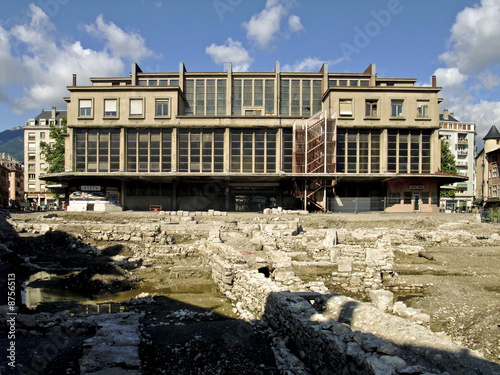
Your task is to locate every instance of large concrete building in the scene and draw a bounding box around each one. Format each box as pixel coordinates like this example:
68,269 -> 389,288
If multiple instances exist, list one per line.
24,107 -> 67,208
439,110 -> 476,212
43,62 -> 463,212
475,125 -> 500,210
0,154 -> 24,207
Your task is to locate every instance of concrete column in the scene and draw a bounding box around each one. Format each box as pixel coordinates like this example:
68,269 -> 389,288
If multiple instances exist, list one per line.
380,129 -> 388,173
276,128 -> 283,172
171,128 -> 177,171
120,128 -> 126,172
224,128 -> 230,172
172,181 -> 177,210
121,180 -> 126,208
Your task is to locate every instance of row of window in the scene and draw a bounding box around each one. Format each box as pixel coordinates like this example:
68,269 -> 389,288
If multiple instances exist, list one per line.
387,191 -> 438,206
73,127 -> 434,174
79,98 -> 170,119
339,99 -> 430,119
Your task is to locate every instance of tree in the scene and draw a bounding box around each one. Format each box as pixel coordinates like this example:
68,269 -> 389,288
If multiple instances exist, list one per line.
440,138 -> 457,198
39,117 -> 67,179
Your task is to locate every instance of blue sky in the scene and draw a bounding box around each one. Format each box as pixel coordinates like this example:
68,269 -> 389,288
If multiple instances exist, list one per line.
1,0 -> 500,146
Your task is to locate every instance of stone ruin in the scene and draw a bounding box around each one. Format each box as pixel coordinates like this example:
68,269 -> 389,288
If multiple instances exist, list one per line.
2,211 -> 500,374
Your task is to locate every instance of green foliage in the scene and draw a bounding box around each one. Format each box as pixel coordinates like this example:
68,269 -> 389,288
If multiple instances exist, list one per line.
39,117 -> 67,184
440,139 -> 458,198
441,139 -> 457,174
487,208 -> 500,222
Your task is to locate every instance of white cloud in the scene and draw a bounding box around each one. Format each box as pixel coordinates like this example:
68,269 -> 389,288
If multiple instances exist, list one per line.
434,67 -> 467,89
440,0 -> 500,75
282,57 -> 344,72
205,38 -> 254,72
282,57 -> 324,72
288,15 -> 304,33
242,0 -> 303,50
84,15 -> 155,61
0,5 -> 155,115
435,0 -> 500,142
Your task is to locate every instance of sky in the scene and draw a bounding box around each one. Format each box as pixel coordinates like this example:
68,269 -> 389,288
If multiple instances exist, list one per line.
1,0 -> 500,149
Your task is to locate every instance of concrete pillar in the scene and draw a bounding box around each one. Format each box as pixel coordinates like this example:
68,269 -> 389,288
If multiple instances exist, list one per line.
171,128 -> 177,171
119,128 -> 126,172
172,181 -> 177,210
224,128 -> 230,172
380,129 -> 388,173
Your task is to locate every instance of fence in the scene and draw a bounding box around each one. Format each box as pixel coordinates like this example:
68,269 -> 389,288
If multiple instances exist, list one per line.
328,197 -> 386,213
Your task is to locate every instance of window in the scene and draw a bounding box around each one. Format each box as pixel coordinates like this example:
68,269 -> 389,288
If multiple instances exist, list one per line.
231,129 -> 276,173
79,99 -> 92,117
130,99 -> 144,117
339,99 -> 353,117
391,99 -> 404,117
493,166 -> 498,178
387,192 -> 401,206
28,154 -> 36,161
404,192 -> 412,204
28,164 -> 35,172
245,109 -> 261,116
178,129 -> 224,172
155,99 -> 169,117
28,174 -> 36,181
416,100 -> 429,118
28,184 -> 36,190
387,130 -> 431,173
493,185 -> 498,198
28,142 -> 36,151
28,133 -> 36,141
40,132 -> 45,139
75,129 -> 120,172
365,99 -> 378,117
280,79 -> 321,116
126,128 -> 173,172
336,129 -> 380,173
40,163 -> 45,171
104,99 -> 118,117
421,191 -> 429,204
40,120 -> 46,126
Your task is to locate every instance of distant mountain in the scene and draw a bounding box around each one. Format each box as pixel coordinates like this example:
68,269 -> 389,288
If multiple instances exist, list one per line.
0,127 -> 24,162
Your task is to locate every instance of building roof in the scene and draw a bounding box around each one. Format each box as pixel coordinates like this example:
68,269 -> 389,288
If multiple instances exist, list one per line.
439,113 -> 459,122
35,108 -> 67,120
483,125 -> 500,140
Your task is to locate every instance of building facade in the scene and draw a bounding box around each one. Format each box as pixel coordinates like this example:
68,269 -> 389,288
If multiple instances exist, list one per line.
439,110 -> 476,212
43,62 -> 463,212
24,107 -> 67,208
0,154 -> 24,207
476,125 -> 500,210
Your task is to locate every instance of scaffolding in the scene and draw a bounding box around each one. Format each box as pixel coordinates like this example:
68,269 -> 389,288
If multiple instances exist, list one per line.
292,110 -> 337,211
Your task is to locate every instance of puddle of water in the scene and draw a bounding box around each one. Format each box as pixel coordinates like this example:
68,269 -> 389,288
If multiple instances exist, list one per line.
23,271 -> 235,317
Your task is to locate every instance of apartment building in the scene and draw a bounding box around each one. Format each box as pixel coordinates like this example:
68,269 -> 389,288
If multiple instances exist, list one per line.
439,110 -> 476,212
42,62 -> 464,212
0,154 -> 24,207
24,107 -> 67,208
476,125 -> 500,210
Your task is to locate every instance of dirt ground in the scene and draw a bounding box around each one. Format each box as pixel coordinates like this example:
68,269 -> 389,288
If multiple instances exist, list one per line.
1,210 -> 499,372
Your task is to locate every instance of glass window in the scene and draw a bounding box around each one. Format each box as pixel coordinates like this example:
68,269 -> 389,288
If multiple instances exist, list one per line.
155,99 -> 169,117
387,192 -> 401,206
79,99 -> 92,117
391,99 -> 404,117
232,79 -> 242,115
217,79 -> 227,116
130,99 -> 143,116
104,99 -> 117,117
365,99 -> 378,117
28,132 -> 36,140
339,99 -> 353,116
417,100 -> 429,118
28,142 -> 36,151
